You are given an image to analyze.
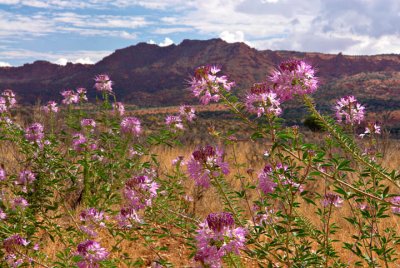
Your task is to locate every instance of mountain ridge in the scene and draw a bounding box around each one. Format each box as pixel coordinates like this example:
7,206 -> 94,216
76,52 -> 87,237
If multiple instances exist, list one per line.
0,38 -> 399,107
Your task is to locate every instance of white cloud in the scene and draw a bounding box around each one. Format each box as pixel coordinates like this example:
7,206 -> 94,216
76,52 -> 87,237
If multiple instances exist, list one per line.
153,27 -> 192,34
0,49 -> 110,66
159,37 -> 174,47
146,37 -> 175,47
1,0 -> 400,58
0,0 -> 193,9
55,58 -> 68,65
0,61 -> 11,67
219,30 -> 245,43
74,57 -> 94,64
0,11 -> 55,38
55,57 -> 94,65
0,10 -> 143,41
57,27 -> 137,39
261,0 -> 280,3
54,13 -> 149,29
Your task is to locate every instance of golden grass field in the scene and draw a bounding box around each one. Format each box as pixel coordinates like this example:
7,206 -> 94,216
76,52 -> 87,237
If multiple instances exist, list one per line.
1,105 -> 400,267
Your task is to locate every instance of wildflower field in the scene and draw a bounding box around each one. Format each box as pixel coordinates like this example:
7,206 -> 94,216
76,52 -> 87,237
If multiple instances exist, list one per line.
0,60 -> 400,267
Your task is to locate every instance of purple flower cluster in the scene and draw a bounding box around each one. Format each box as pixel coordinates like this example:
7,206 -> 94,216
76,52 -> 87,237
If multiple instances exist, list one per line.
391,196 -> 400,214
94,74 -> 113,93
123,175 -> 159,210
11,197 -> 29,210
24,123 -> 44,143
187,145 -> 230,188
41,101 -> 59,114
165,105 -> 196,131
270,59 -> 318,101
245,83 -> 282,117
274,163 -> 305,192
0,208 -> 6,220
258,165 -> 277,195
81,118 -> 96,130
118,171 -> 159,227
15,170 -> 36,193
194,212 -> 247,267
61,90 -> 79,105
112,102 -> 125,116
172,156 -> 186,167
76,240 -> 109,268
190,65 -> 235,105
0,97 -> 7,113
80,208 -> 106,237
0,167 -> 6,181
322,193 -> 344,208
165,115 -> 184,131
77,88 -> 88,102
116,207 -> 141,227
359,122 -> 381,138
120,117 -> 141,136
179,105 -> 196,122
1,89 -> 17,109
334,96 -> 365,125
72,133 -> 97,152
3,234 -> 29,253
3,234 -> 29,267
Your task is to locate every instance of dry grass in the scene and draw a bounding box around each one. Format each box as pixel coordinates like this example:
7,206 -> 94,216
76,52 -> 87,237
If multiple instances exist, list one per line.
1,108 -> 400,267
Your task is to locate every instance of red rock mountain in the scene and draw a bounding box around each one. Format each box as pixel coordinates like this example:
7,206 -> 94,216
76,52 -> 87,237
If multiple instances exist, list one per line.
0,38 -> 399,108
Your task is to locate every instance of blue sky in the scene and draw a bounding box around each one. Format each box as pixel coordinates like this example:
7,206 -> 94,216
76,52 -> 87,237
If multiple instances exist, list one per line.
0,0 -> 399,66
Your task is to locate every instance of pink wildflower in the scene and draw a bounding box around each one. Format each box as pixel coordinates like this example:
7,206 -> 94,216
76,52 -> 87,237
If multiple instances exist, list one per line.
334,96 -> 365,125
190,65 -> 235,105
116,207 -> 141,227
15,170 -> 36,192
245,83 -> 282,117
172,156 -> 185,167
258,165 -> 277,194
94,74 -> 113,93
42,101 -> 59,114
187,145 -> 229,188
76,88 -> 88,102
121,117 -> 141,136
80,208 -> 105,223
194,212 -> 247,267
322,193 -> 343,208
61,90 -> 79,105
270,59 -> 318,101
81,119 -> 96,130
24,123 -> 44,143
72,133 -> 87,152
76,240 -> 108,267
179,105 -> 196,122
0,167 -> 6,181
165,115 -> 184,131
113,102 -> 125,116
0,97 -> 7,113
79,208 -> 106,238
360,122 -> 381,138
11,197 -> 29,210
391,196 -> 400,214
1,89 -> 16,108
3,235 -> 29,252
123,175 -> 159,211
0,208 -> 6,220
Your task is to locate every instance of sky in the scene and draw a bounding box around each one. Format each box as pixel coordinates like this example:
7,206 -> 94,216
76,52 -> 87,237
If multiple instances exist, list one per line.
0,0 -> 399,67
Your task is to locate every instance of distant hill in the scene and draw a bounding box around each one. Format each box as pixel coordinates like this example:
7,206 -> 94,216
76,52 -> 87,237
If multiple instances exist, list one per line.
0,38 -> 399,113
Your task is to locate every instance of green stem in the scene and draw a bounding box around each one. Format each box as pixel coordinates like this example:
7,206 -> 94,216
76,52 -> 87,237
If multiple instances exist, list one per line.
83,152 -> 90,205
303,95 -> 400,190
212,175 -> 243,225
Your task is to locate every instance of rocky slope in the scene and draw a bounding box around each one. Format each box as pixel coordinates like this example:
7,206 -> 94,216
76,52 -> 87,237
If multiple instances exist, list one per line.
0,38 -> 399,109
